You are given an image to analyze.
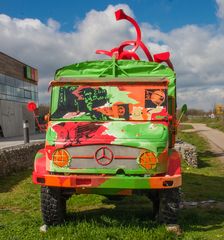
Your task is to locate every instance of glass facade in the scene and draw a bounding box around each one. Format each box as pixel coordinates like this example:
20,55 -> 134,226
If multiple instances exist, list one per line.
0,73 -> 38,103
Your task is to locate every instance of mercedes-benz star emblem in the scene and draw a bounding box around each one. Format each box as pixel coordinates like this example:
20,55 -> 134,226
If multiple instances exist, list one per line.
95,146 -> 114,166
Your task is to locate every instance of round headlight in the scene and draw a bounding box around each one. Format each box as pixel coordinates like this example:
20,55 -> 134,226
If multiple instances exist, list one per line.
52,149 -> 70,167
139,151 -> 157,170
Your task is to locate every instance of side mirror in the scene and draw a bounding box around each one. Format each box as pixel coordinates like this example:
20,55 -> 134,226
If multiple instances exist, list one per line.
177,104 -> 187,126
181,104 -> 187,115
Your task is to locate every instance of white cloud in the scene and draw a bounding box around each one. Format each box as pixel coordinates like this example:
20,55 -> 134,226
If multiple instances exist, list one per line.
178,86 -> 224,110
0,3 -> 224,110
216,0 -> 224,19
47,18 -> 61,31
0,4 -> 133,103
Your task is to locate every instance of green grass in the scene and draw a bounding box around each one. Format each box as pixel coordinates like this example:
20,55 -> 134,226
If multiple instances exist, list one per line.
0,130 -> 224,239
177,128 -> 210,153
178,128 -> 224,201
0,175 -> 177,240
179,124 -> 194,131
207,120 -> 224,132
1,172 -> 224,240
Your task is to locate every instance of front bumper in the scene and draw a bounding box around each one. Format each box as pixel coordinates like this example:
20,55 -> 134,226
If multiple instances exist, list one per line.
33,171 -> 181,190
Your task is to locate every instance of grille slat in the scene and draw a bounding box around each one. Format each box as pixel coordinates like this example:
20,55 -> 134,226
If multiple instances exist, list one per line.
67,145 -> 142,169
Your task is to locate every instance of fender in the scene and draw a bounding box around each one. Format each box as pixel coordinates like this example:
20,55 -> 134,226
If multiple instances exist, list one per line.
32,149 -> 48,184
167,149 -> 181,176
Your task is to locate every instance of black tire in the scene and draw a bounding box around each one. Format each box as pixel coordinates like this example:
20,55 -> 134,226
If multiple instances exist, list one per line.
147,188 -> 180,224
158,188 -> 180,224
41,186 -> 66,226
147,190 -> 160,220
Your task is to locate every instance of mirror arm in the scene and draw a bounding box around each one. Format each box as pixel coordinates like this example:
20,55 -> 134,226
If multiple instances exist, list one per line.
32,112 -> 46,132
176,111 -> 185,127
176,104 -> 187,127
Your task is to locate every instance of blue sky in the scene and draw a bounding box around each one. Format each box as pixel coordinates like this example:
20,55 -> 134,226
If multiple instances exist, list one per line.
0,0 -> 224,110
0,0 -> 218,32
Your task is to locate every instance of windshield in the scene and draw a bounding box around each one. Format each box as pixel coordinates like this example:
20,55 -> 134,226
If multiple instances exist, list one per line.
50,84 -> 168,121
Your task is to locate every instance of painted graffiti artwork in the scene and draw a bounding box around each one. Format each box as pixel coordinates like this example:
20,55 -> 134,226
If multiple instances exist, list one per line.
51,84 -> 168,121
29,8 -> 183,228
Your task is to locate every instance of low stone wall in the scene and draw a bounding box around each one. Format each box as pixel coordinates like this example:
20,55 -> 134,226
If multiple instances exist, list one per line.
0,142 -> 44,176
175,141 -> 198,167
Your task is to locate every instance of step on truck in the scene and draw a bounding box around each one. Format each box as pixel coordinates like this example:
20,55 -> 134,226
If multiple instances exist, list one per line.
28,9 -> 186,226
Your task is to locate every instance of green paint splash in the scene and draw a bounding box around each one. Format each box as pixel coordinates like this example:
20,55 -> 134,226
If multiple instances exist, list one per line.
102,86 -> 138,105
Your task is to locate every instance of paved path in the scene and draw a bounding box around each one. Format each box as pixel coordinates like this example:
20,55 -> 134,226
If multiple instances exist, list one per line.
183,123 -> 224,151
182,123 -> 224,161
0,133 -> 45,149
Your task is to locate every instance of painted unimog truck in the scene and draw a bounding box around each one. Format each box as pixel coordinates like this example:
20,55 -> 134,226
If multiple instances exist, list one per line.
29,9 -> 185,226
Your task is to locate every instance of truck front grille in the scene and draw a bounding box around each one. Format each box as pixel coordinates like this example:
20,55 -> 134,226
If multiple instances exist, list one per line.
66,145 -> 144,170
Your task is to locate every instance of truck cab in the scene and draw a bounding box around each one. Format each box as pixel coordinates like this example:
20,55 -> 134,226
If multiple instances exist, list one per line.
31,9 -> 182,226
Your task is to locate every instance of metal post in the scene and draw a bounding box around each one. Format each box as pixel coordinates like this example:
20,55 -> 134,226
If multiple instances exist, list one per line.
23,120 -> 30,144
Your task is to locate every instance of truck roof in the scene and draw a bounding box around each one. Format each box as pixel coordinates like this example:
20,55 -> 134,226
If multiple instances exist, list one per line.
54,60 -> 176,97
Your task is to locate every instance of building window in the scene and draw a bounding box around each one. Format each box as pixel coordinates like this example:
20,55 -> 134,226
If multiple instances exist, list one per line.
0,93 -> 6,100
0,84 -> 6,94
5,76 -> 15,87
24,90 -> 31,99
0,74 -> 5,84
0,73 -> 38,103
